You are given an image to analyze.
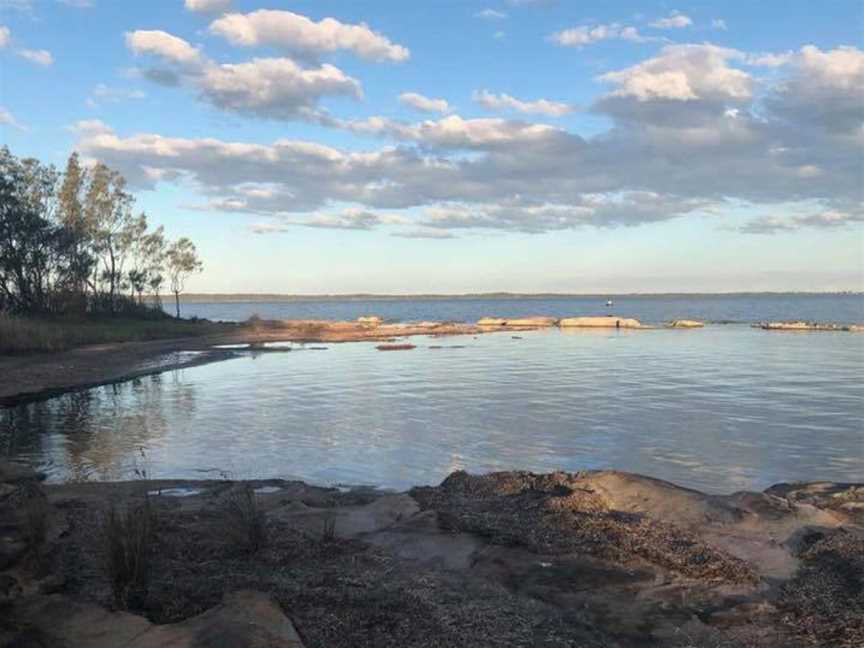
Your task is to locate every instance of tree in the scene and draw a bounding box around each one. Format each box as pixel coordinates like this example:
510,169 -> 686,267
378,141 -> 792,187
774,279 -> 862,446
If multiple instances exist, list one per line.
83,162 -> 134,313
165,238 -> 202,318
0,153 -> 78,314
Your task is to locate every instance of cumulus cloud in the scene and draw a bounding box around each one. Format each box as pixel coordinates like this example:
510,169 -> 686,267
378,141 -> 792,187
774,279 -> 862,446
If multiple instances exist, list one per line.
331,114 -> 563,150
209,10 -> 409,62
597,44 -> 751,103
766,45 -> 864,134
473,90 -> 572,117
399,92 -> 450,114
185,0 -> 231,13
16,48 -> 53,66
74,44 -> 863,238
551,23 -> 652,47
650,11 -> 693,29
199,58 -> 361,120
126,30 -> 362,122
126,30 -> 203,66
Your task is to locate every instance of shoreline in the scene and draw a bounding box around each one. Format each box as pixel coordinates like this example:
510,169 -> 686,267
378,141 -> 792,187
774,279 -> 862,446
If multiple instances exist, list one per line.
2,462 -> 862,647
3,316 -> 861,407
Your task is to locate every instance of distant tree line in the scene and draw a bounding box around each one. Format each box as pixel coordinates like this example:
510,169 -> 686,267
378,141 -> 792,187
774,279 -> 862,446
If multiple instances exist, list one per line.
0,147 -> 202,318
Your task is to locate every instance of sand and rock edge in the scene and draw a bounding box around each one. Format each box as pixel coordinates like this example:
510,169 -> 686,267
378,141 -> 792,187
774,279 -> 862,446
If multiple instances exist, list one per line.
1,460 -> 862,647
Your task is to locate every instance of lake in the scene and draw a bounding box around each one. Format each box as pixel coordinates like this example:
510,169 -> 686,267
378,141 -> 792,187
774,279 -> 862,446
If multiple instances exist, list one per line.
167,293 -> 864,326
3,298 -> 863,492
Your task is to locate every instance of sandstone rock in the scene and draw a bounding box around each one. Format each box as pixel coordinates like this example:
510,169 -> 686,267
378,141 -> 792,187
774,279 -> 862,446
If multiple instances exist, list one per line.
477,317 -> 508,326
272,493 -> 419,539
16,590 -> 304,648
559,316 -> 641,328
669,319 -> 705,328
357,316 -> 382,326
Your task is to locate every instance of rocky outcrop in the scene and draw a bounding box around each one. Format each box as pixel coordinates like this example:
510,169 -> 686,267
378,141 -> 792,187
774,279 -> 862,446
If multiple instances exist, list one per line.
559,315 -> 642,328
668,319 -> 704,328
14,590 -> 305,648
477,316 -> 558,327
357,316 -> 383,326
4,471 -> 862,647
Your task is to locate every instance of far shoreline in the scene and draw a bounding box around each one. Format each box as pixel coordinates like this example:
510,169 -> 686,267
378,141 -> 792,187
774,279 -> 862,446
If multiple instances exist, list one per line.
161,290 -> 864,303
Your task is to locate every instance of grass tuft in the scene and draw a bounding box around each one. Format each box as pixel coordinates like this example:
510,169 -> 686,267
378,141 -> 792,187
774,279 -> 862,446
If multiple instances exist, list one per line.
221,484 -> 268,553
100,497 -> 157,610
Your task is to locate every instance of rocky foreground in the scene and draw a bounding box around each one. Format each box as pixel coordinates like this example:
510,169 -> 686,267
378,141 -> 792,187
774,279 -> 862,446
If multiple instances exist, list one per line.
1,461 -> 862,647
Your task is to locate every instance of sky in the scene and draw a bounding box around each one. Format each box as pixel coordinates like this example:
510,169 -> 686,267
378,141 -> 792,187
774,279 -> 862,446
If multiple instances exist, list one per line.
0,0 -> 862,294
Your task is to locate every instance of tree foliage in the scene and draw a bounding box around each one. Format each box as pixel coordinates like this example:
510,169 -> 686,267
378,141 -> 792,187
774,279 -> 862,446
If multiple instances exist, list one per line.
0,146 -> 202,317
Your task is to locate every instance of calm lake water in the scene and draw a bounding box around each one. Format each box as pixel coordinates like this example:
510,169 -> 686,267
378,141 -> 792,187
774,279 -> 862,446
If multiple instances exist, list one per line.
3,316 -> 863,493
169,293 -> 864,326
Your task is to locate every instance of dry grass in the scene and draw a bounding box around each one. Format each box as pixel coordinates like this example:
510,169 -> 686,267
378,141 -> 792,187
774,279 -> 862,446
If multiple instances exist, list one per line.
100,497 -> 157,610
0,313 -> 231,354
220,484 -> 268,553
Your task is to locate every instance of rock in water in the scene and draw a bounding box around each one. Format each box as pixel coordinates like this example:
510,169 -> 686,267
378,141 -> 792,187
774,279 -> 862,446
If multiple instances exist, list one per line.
559,316 -> 641,328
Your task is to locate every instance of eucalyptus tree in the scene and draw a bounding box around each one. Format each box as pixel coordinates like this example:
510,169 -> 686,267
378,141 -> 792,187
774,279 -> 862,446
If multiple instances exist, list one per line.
165,237 -> 203,318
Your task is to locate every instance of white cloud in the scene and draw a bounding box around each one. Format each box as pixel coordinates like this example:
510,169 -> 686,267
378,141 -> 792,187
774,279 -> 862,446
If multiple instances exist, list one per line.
712,18 -> 728,31
399,92 -> 450,114
650,11 -> 693,29
0,26 -> 9,48
16,48 -> 53,66
551,23 -> 650,48
185,0 -> 231,13
199,57 -> 361,120
599,44 -> 751,102
57,0 -> 94,7
126,30 -> 363,122
0,106 -> 25,130
209,9 -> 410,63
74,44 -> 864,238
473,90 -> 572,117
476,8 -> 507,20
126,30 -> 202,66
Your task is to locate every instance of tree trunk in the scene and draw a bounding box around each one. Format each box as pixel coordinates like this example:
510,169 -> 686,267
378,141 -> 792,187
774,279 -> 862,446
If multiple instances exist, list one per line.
174,290 -> 180,318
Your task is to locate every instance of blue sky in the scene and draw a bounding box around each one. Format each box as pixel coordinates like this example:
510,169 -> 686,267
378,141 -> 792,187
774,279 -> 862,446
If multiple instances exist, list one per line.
1,0 -> 862,293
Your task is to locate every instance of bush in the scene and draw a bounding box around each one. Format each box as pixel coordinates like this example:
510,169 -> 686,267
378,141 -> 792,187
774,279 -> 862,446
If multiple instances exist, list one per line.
101,497 -> 157,610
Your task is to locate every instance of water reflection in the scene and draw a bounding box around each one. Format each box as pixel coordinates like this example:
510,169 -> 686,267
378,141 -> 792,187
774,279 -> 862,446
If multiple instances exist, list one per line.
1,372 -> 197,481
2,327 -> 863,492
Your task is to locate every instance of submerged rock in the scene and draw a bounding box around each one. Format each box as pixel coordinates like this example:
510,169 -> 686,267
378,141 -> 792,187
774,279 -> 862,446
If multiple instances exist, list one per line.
757,321 -> 853,331
559,316 -> 642,328
478,316 -> 559,328
668,319 -> 705,328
